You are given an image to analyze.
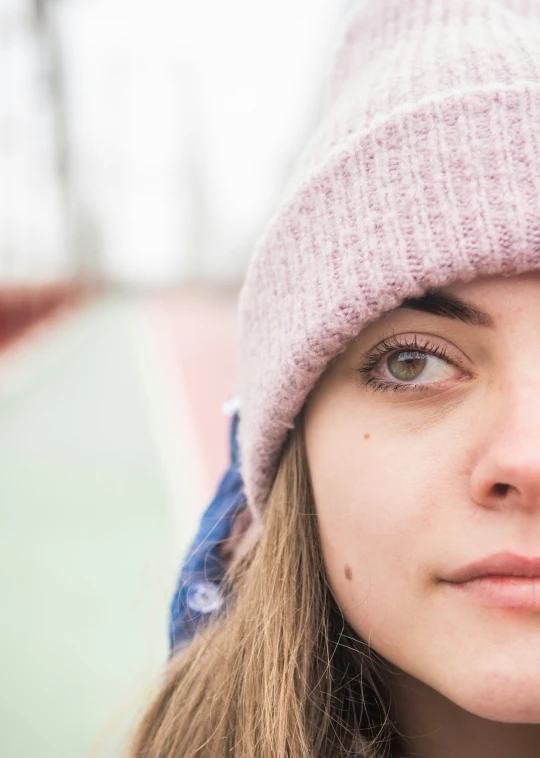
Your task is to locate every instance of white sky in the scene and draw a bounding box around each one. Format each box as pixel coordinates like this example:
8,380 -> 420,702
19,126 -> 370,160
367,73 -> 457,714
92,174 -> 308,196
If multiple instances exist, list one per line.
2,0 -> 351,285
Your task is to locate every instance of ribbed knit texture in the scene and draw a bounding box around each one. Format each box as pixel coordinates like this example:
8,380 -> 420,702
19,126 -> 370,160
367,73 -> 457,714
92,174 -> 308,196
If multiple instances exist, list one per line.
237,0 -> 540,514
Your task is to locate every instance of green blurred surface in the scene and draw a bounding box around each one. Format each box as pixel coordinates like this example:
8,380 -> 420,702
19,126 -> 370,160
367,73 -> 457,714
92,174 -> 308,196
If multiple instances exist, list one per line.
0,299 -> 176,758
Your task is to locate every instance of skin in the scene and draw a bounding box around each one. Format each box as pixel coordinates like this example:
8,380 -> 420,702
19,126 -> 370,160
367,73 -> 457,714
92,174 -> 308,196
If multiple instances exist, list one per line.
304,273 -> 540,758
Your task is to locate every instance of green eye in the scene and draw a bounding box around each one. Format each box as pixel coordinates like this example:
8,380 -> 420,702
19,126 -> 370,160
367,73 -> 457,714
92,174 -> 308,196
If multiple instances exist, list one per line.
387,351 -> 427,381
356,333 -> 467,394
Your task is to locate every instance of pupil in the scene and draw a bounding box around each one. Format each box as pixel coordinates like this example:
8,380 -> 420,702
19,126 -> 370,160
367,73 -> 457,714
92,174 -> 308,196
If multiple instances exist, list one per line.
388,351 -> 426,381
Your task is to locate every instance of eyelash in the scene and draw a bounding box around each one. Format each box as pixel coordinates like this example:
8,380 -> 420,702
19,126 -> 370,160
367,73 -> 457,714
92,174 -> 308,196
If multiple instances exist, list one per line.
354,333 -> 454,394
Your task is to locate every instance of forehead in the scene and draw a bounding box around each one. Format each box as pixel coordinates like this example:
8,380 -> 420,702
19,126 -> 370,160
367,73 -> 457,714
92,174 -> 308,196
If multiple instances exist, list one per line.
440,272 -> 540,303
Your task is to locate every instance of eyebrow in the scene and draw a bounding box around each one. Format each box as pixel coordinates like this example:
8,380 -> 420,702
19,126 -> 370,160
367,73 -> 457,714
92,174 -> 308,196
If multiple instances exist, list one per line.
398,290 -> 494,328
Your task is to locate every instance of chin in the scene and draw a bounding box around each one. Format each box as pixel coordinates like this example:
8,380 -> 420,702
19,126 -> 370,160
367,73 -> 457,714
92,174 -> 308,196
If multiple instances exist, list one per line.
444,667 -> 540,723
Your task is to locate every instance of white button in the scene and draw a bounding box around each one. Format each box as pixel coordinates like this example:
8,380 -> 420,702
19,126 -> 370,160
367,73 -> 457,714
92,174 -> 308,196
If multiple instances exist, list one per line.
186,582 -> 223,614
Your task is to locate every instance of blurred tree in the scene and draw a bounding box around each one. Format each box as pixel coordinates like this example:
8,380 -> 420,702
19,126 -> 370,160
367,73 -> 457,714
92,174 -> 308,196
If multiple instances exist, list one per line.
33,0 -> 103,284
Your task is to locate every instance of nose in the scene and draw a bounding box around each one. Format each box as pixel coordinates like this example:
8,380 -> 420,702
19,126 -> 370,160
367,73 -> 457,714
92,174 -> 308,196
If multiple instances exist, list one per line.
470,381 -> 540,512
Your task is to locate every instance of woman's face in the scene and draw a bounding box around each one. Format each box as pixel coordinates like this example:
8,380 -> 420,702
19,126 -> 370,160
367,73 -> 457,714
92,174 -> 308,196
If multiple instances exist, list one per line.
304,272 -> 540,724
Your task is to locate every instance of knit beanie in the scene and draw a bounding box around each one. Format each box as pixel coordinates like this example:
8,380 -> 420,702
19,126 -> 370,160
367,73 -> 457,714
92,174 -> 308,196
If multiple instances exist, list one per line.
237,0 -> 540,515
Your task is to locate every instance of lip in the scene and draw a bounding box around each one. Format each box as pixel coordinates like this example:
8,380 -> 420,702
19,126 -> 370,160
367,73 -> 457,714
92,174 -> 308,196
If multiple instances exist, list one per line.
444,553 -> 540,610
447,552 -> 540,583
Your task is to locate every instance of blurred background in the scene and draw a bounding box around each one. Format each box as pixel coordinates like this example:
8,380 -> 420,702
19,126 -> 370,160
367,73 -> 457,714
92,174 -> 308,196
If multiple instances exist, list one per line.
0,0 -> 350,755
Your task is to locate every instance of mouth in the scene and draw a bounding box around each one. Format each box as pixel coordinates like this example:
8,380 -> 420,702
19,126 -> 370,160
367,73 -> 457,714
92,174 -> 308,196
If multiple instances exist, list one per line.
443,553 -> 540,611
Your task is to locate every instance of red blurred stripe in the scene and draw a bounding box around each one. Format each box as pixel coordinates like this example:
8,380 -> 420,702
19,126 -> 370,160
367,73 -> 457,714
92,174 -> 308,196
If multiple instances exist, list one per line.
146,291 -> 238,498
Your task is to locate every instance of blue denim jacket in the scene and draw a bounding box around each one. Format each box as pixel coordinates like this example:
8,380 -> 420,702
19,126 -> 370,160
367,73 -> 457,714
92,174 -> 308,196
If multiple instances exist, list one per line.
169,411 -> 246,654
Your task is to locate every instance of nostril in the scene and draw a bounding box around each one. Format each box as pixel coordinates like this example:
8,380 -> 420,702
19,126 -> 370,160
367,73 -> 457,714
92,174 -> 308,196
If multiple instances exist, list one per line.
492,482 -> 510,497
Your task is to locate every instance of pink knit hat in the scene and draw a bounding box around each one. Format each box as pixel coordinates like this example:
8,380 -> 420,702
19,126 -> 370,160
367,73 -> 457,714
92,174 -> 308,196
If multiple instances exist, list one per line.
237,0 -> 540,515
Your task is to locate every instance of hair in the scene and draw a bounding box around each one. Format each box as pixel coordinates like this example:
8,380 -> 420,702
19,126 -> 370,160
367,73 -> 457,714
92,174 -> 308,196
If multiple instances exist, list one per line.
129,412 -> 400,758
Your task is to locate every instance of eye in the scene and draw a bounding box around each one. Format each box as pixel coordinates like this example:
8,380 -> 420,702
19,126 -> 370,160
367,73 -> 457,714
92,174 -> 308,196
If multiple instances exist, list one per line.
355,334 -> 469,393
384,350 -> 453,383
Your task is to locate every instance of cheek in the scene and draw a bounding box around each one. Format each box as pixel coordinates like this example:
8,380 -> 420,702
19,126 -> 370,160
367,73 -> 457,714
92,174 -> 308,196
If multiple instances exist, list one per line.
304,376 -> 475,661
308,415 -> 453,653
316,457 -> 431,627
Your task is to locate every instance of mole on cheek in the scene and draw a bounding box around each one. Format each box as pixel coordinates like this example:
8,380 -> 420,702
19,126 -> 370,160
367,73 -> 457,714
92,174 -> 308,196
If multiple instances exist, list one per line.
364,433 -> 370,439
344,564 -> 353,581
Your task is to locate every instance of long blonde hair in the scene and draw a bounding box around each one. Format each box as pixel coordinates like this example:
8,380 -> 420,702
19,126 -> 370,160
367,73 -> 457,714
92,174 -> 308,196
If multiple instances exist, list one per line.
129,415 -> 398,757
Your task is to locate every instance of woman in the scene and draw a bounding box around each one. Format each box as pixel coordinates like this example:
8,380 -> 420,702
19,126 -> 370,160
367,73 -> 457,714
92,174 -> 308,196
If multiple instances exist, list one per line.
131,1 -> 540,755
